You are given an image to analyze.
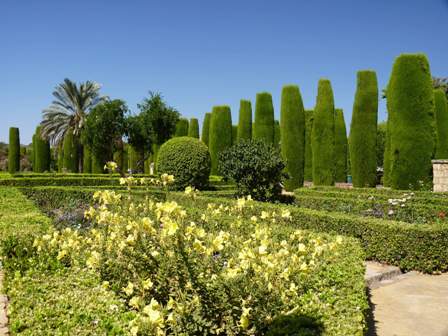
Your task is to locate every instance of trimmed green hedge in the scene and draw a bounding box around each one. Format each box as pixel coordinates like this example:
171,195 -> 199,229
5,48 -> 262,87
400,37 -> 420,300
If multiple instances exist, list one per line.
8,127 -> 20,173
0,177 -> 123,187
62,129 -> 78,173
385,54 -> 435,189
280,85 -> 305,190
237,99 -> 252,141
170,193 -> 448,273
312,79 -> 335,186
175,118 -> 189,137
33,126 -> 51,173
304,110 -> 314,181
349,70 -> 378,187
254,92 -> 275,144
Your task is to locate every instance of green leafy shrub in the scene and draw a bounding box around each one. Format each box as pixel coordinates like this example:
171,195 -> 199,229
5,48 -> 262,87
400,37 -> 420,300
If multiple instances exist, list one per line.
188,118 -> 199,138
349,70 -> 378,187
157,136 -> 211,189
434,89 -> 448,159
280,85 -> 305,190
334,109 -> 348,182
62,128 -> 79,172
209,105 -> 233,174
253,92 -> 275,144
237,99 -> 252,141
384,54 -> 435,189
201,112 -> 212,146
311,79 -> 335,186
219,139 -> 285,201
8,127 -> 20,173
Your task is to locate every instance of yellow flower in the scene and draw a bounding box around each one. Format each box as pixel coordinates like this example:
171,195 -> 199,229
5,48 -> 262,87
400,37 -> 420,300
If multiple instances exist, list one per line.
143,298 -> 164,326
142,278 -> 153,290
129,296 -> 142,309
239,307 -> 251,330
123,282 -> 134,296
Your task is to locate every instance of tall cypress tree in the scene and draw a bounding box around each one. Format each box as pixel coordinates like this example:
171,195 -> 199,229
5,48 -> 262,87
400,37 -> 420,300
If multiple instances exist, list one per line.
385,54 -> 435,189
201,113 -> 212,146
175,118 -> 189,137
434,89 -> 448,159
188,118 -> 200,138
209,105 -> 232,174
57,143 -> 64,172
274,121 -> 281,148
349,70 -> 378,187
8,127 -> 20,173
232,125 -> 238,145
83,145 -> 93,173
237,100 -> 252,141
304,110 -> 314,181
280,85 -> 305,190
63,129 -> 78,172
33,126 -> 51,172
253,92 -> 274,144
311,79 -> 335,186
334,109 -> 348,182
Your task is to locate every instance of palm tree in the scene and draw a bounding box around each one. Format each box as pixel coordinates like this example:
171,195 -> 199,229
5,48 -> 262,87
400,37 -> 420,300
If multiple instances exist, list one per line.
41,78 -> 107,145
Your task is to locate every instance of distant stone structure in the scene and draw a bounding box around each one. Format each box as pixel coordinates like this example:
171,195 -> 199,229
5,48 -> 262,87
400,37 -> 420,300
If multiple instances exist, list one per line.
432,160 -> 448,192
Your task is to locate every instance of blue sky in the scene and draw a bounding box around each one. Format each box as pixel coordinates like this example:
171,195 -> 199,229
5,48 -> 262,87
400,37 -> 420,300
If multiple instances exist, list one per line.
1,0 -> 447,144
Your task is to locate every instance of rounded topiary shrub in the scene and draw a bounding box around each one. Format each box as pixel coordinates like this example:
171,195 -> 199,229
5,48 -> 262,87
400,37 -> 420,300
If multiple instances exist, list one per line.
157,136 -> 211,190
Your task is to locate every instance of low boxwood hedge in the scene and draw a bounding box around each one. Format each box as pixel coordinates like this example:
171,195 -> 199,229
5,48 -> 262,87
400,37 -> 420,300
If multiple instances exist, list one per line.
169,193 -> 448,273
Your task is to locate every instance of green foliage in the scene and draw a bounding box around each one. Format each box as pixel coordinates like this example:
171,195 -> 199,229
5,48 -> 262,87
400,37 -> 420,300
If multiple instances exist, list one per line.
33,126 -> 51,173
232,125 -> 238,145
8,127 -> 20,173
311,79 -> 335,186
334,109 -> 348,182
83,145 -> 92,173
253,92 -> 275,144
188,118 -> 200,138
350,70 -> 378,187
237,100 -> 252,142
62,129 -> 78,172
280,85 -> 305,190
434,89 -> 448,159
385,54 -> 435,189
219,139 -> 285,201
57,144 -> 63,172
157,137 -> 211,189
175,118 -> 189,137
209,106 -> 233,174
201,112 -> 212,146
128,145 -> 143,172
274,120 -> 281,148
304,110 -> 314,181
377,122 -> 387,169
83,100 -> 128,170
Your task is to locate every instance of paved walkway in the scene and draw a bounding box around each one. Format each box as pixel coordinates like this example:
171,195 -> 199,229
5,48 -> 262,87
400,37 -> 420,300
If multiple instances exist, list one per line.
0,271 -> 8,336
366,263 -> 448,336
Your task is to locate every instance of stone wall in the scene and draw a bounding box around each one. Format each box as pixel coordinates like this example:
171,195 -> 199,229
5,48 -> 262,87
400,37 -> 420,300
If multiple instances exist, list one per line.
432,160 -> 448,192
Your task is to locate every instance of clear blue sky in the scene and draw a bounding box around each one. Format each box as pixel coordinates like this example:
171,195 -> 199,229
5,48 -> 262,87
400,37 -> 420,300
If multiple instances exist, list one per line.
1,0 -> 447,144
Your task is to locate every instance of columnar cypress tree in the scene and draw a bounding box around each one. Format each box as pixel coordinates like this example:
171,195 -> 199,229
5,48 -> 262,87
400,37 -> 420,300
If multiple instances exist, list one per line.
201,113 -> 212,146
151,143 -> 160,174
33,126 -> 51,172
304,110 -> 314,181
175,118 -> 189,137
8,127 -> 20,173
385,54 -> 435,189
280,85 -> 305,190
57,143 -> 64,172
122,145 -> 129,173
83,145 -> 92,173
311,79 -> 335,186
349,70 -> 378,187
253,92 -> 274,144
113,149 -> 123,172
232,125 -> 238,145
91,154 -> 103,174
63,129 -> 78,172
31,133 -> 36,169
434,89 -> 448,159
209,105 -> 232,174
274,121 -> 281,148
334,109 -> 348,182
237,100 -> 252,141
188,118 -> 200,138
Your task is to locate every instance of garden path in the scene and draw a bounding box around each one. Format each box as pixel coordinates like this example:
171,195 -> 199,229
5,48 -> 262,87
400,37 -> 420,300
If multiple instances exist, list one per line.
366,263 -> 448,336
0,271 -> 8,336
